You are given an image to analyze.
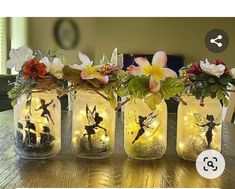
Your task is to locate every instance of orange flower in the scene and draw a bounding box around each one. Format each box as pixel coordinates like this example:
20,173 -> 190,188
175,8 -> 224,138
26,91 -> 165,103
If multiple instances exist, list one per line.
23,59 -> 47,79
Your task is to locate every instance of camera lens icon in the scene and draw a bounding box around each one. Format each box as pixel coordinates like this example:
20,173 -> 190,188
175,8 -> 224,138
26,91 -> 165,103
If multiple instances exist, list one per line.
203,157 -> 218,171
196,150 -> 225,179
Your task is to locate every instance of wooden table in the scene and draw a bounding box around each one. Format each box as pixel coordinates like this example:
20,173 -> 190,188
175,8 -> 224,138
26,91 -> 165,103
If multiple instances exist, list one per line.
1,110 -> 235,188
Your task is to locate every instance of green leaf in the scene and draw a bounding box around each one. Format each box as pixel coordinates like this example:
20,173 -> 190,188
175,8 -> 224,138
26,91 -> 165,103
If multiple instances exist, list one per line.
108,92 -> 117,108
117,70 -> 127,79
59,54 -> 68,65
116,87 -> 129,97
117,70 -> 132,82
160,77 -> 185,100
62,66 -> 83,84
218,76 -> 233,85
127,75 -> 149,99
223,97 -> 229,106
209,85 -> 219,93
216,90 -> 224,100
7,90 -> 17,99
208,77 -> 216,83
99,54 -> 109,65
144,93 -> 162,111
11,98 -> 17,107
87,79 -> 103,88
25,99 -> 31,109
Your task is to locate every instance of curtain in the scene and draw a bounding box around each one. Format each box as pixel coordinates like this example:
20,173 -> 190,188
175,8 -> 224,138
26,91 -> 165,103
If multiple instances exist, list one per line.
0,17 -> 7,74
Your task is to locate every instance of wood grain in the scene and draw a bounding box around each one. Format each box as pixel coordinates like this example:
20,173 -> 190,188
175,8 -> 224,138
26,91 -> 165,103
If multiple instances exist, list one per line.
0,110 -> 235,188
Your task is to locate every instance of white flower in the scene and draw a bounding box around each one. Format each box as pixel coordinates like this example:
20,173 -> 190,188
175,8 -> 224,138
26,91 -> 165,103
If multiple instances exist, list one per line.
6,46 -> 34,72
40,57 -> 64,79
69,51 -> 94,70
231,68 -> 235,79
200,59 -> 225,77
69,51 -> 108,84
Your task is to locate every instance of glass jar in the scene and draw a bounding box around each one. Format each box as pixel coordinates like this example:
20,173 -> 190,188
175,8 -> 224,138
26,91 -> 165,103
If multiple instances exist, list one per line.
14,91 -> 61,159
176,96 -> 222,161
124,98 -> 167,160
72,90 -> 116,159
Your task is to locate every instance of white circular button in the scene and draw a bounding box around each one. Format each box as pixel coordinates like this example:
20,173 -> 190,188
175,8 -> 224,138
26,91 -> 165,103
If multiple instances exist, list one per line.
196,150 -> 225,179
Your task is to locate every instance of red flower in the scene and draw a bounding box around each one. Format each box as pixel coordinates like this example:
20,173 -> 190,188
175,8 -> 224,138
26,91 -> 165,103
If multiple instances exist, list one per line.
100,64 -> 118,75
214,59 -> 229,75
23,59 -> 47,79
187,63 -> 202,75
214,59 -> 225,66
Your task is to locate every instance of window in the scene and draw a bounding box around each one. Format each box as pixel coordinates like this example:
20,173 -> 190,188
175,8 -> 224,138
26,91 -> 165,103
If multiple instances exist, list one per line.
0,17 -> 7,74
0,18 -> 28,74
10,17 -> 28,74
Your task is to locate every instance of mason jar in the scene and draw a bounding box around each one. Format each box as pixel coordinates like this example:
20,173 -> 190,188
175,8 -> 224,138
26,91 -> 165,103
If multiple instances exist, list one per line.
72,90 -> 116,159
124,98 -> 167,160
14,90 -> 61,159
176,96 -> 222,161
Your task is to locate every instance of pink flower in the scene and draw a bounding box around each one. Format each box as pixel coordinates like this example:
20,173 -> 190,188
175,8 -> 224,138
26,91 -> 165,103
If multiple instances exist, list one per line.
128,51 -> 177,93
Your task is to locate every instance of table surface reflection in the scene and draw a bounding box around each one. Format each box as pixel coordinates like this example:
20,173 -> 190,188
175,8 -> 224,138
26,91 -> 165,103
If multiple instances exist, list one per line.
0,110 -> 235,188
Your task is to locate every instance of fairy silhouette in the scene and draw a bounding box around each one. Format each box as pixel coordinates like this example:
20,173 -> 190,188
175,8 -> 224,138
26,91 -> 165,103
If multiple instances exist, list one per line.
194,113 -> 221,148
132,112 -> 157,144
35,99 -> 54,125
24,116 -> 37,146
83,104 -> 107,147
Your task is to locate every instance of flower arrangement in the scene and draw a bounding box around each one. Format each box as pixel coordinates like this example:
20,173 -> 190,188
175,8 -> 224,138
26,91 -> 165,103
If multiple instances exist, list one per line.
7,46 -> 66,107
62,48 -> 123,108
180,59 -> 235,106
112,51 -> 185,110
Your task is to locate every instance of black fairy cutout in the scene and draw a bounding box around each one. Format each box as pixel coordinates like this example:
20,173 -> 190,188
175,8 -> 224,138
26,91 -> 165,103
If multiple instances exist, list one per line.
16,122 -> 24,143
40,126 -> 55,145
15,115 -> 56,153
35,99 -> 54,125
83,104 -> 107,147
24,116 -> 37,146
194,113 -> 221,148
132,112 -> 157,144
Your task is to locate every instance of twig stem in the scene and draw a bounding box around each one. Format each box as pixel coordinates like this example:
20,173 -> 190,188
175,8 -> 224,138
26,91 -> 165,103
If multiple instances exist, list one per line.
174,96 -> 187,105
115,98 -> 130,111
225,89 -> 235,92
200,96 -> 205,107
90,87 -> 109,101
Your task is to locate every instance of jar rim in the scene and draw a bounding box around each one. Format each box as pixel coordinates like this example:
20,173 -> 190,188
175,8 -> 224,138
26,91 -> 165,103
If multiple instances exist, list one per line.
75,89 -> 104,95
31,89 -> 58,95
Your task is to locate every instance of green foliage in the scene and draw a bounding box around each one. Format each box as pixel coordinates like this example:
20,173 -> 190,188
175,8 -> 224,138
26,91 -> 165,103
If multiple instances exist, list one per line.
117,70 -> 131,81
62,66 -> 83,85
113,71 -> 186,110
160,77 -> 185,100
218,75 -> 233,85
35,47 -> 68,64
104,77 -> 123,108
144,93 -> 162,111
184,72 -> 233,106
99,54 -> 109,65
127,75 -> 149,99
107,92 -> 117,108
179,64 -> 192,75
216,90 -> 229,106
8,73 -> 35,107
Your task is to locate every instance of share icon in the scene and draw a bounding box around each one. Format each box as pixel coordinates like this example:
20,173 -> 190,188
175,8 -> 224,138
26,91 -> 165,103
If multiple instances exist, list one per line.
205,29 -> 229,53
210,35 -> 223,47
